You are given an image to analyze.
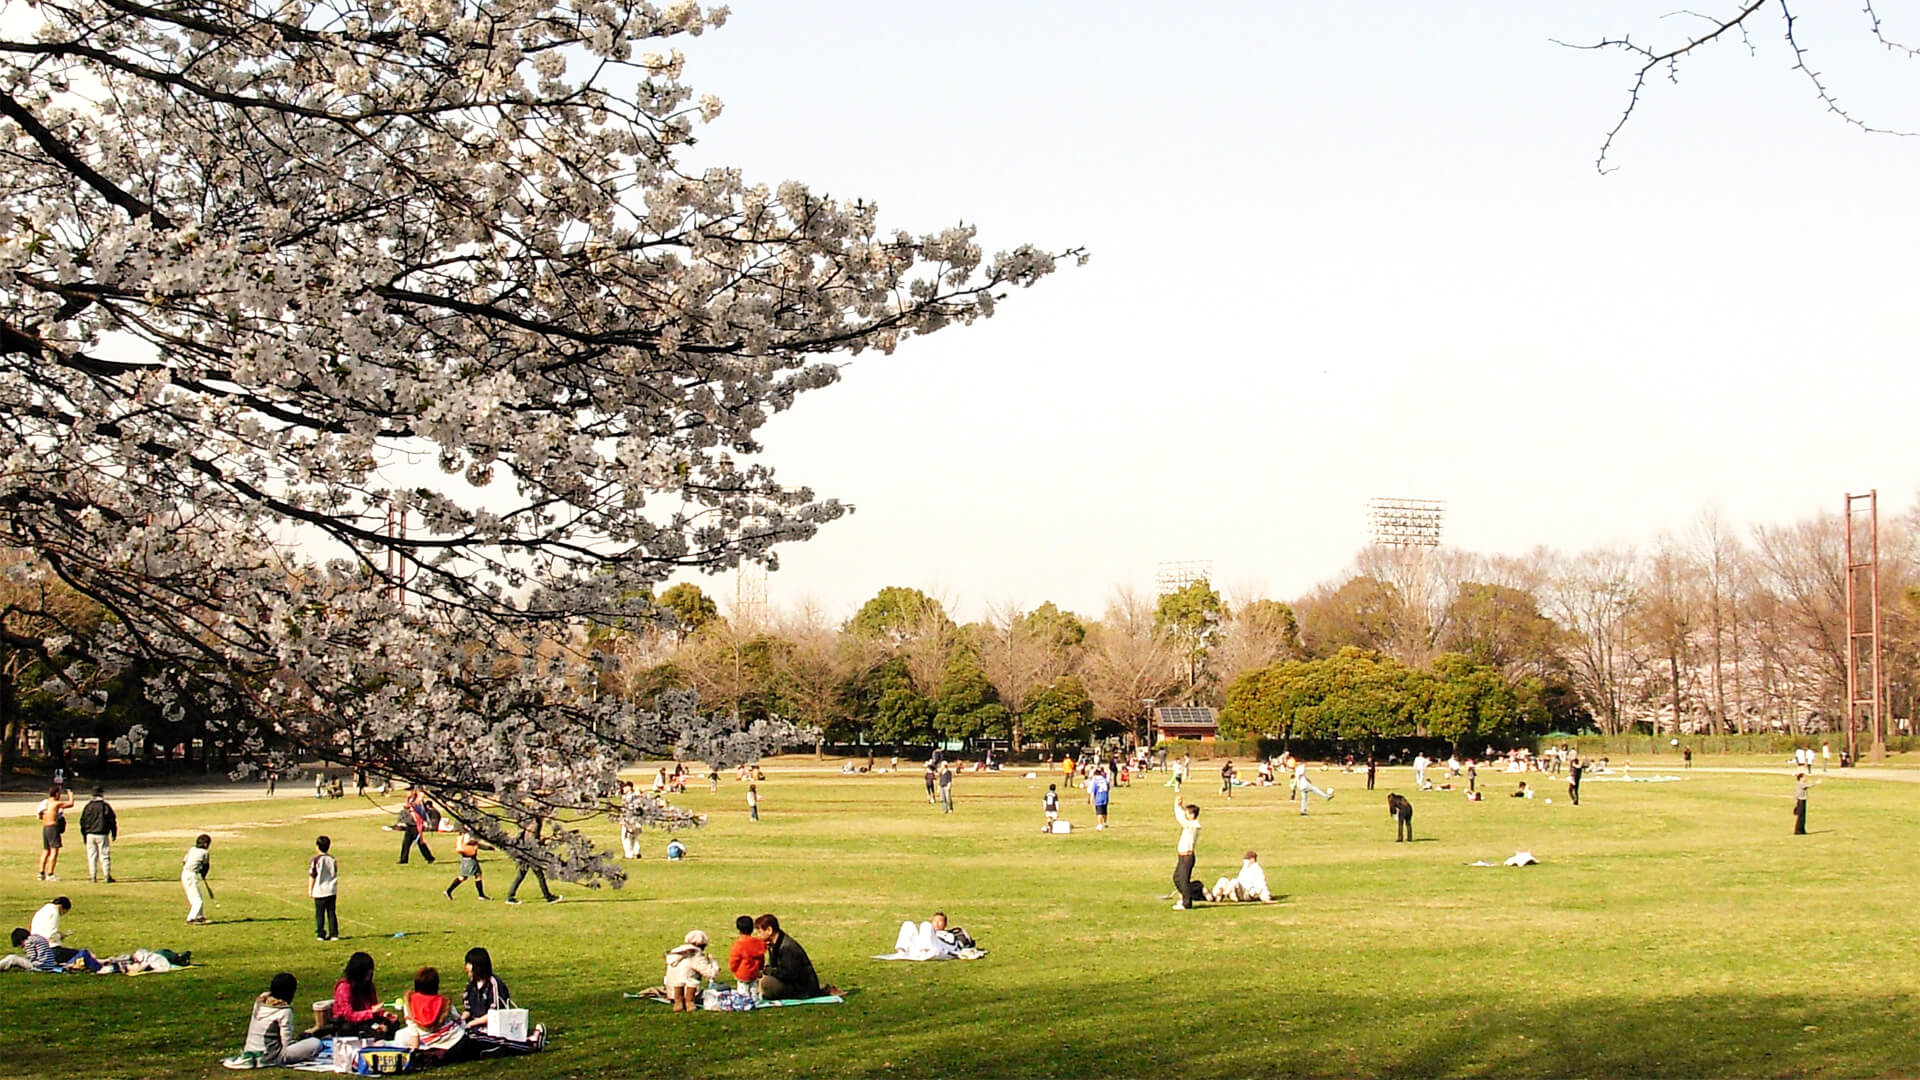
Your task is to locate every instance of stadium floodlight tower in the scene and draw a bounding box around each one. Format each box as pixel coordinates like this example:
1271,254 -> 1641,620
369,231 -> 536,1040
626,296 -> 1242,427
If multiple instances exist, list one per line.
1368,498 -> 1445,548
1156,560 -> 1213,595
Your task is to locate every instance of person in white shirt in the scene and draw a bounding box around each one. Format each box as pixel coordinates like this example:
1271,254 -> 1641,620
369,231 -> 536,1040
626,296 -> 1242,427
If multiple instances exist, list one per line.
1294,762 -> 1334,814
30,896 -> 68,944
1171,792 -> 1202,910
1412,754 -> 1430,790
1209,851 -> 1274,903
182,834 -> 213,923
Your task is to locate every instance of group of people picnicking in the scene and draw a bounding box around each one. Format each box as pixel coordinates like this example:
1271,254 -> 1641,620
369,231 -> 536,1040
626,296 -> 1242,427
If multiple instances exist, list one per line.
655,913 -> 839,1011
225,947 -> 545,1069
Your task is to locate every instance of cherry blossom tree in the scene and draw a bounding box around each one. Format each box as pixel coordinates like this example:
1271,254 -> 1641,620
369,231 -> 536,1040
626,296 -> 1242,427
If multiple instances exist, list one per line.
0,0 -> 1076,882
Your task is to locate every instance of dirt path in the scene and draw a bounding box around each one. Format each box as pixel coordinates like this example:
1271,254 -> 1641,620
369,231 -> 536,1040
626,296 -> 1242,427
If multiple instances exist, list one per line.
0,785 -> 395,818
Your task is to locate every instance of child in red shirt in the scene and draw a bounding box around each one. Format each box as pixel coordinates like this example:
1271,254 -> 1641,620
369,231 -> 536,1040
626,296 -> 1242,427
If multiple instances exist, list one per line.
726,914 -> 766,988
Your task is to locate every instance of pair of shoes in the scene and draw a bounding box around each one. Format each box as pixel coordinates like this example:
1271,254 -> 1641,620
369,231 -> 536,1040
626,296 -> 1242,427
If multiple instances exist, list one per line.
504,897 -> 521,905
44,874 -> 58,882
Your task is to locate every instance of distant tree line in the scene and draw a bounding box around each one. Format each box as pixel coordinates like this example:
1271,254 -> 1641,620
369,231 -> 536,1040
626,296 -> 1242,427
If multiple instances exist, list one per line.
7,499 -> 1913,769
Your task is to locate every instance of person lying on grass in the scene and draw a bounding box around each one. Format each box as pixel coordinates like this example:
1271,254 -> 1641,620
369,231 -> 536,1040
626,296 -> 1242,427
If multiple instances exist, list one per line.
10,926 -> 101,972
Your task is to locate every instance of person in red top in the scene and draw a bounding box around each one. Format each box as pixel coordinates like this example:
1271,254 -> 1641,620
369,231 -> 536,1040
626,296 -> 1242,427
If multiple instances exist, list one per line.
325,952 -> 399,1039
727,914 -> 766,988
397,967 -> 466,1054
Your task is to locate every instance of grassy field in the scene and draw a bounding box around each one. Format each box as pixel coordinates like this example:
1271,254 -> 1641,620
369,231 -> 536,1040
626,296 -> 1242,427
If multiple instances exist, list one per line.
3,757 -> 1918,1079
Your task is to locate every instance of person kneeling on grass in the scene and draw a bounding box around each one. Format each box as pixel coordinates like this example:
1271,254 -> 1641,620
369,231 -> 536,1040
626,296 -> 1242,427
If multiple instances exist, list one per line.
1207,851 -> 1274,903
226,972 -> 323,1069
664,930 -> 720,1012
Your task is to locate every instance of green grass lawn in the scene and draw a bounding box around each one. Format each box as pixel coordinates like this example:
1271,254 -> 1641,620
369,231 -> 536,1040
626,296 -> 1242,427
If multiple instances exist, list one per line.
4,758 -> 1918,1079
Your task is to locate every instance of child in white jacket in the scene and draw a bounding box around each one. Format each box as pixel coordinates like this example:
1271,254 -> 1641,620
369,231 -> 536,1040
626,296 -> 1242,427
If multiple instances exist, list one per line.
664,929 -> 719,1012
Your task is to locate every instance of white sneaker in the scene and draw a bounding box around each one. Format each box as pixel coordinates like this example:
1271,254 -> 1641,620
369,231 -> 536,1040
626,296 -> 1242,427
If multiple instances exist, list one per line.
1171,902 -> 1186,910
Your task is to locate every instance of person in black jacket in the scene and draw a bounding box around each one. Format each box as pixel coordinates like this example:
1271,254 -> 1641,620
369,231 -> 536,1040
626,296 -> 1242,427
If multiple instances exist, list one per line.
1387,793 -> 1413,842
79,787 -> 117,884
752,914 -> 836,1000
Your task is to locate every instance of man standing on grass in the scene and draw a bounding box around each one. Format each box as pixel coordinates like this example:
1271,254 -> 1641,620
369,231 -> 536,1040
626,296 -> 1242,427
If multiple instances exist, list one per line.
80,787 -> 117,884
938,763 -> 954,814
1793,771 -> 1818,835
1171,792 -> 1201,910
1088,768 -> 1111,830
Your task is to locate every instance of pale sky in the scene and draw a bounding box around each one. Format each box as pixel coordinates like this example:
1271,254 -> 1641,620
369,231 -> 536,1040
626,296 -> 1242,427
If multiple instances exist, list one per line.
653,1 -> 1920,624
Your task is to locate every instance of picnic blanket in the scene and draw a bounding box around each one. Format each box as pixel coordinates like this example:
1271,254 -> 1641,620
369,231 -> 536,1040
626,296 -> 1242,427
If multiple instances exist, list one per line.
871,947 -> 987,962
1468,851 -> 1539,867
626,988 -> 843,1009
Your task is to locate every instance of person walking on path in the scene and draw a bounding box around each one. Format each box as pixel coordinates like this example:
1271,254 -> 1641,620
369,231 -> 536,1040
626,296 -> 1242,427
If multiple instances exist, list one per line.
36,784 -> 74,882
309,835 -> 340,940
1171,791 -> 1202,910
79,787 -> 117,884
937,763 -> 954,813
183,833 -> 213,924
1793,771 -> 1819,835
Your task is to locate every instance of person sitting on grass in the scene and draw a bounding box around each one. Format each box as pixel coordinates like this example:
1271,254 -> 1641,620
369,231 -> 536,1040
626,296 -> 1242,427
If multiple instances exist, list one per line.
753,914 -> 838,1000
460,947 -> 511,1026
11,926 -> 101,973
227,972 -> 323,1069
1511,781 -> 1532,799
664,930 -> 720,1012
325,952 -> 399,1039
396,966 -> 467,1054
1207,851 -> 1275,903
727,915 -> 766,990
